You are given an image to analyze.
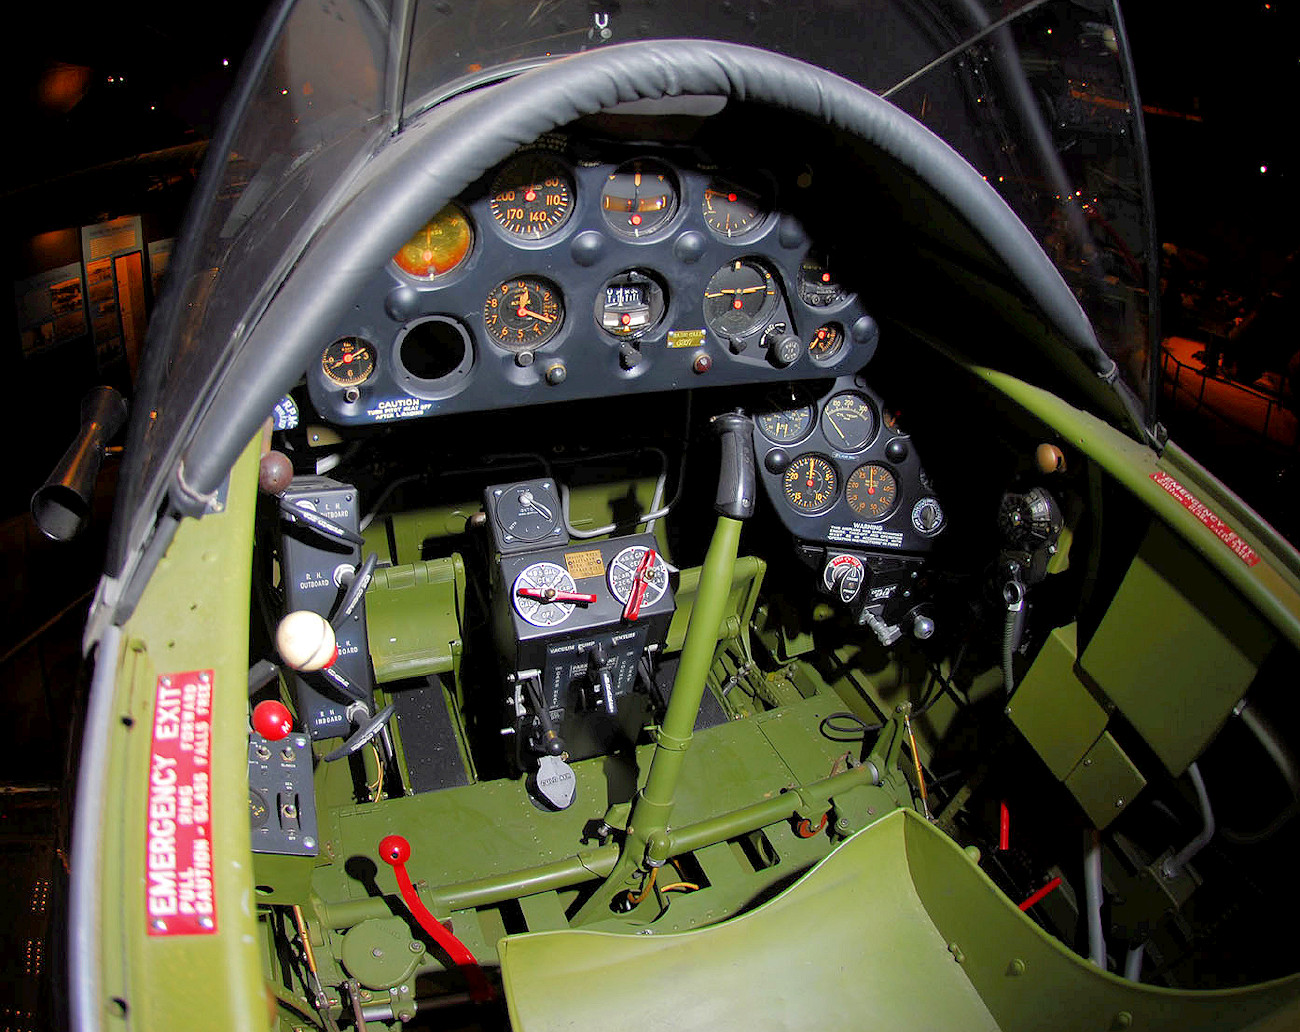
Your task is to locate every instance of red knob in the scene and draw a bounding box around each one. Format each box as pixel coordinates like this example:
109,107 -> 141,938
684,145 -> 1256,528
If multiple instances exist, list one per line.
379,834 -> 411,865
252,700 -> 294,741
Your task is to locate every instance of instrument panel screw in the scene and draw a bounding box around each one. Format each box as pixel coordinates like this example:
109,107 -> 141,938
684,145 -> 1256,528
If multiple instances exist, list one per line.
303,837 -> 317,849
1115,798 -> 1125,808
409,940 -> 424,953
836,818 -> 850,831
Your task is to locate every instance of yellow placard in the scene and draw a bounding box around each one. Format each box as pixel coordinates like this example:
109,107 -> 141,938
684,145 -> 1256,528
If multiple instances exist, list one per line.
565,549 -> 606,580
667,328 -> 706,349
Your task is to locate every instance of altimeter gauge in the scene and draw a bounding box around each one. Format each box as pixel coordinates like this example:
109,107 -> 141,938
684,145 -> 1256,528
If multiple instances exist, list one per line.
484,277 -> 564,351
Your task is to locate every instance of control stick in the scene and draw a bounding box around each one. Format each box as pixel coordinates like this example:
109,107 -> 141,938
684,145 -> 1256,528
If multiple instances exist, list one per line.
712,411 -> 756,520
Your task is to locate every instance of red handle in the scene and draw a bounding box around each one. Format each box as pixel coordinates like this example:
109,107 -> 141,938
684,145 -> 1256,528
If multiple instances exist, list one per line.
622,549 -> 658,621
379,835 -> 494,1001
516,587 -> 597,604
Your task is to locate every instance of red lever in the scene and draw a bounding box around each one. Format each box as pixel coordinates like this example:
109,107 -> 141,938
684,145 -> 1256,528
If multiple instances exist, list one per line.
379,835 -> 494,1001
622,549 -> 658,622
252,700 -> 293,741
1018,876 -> 1062,911
516,587 -> 597,604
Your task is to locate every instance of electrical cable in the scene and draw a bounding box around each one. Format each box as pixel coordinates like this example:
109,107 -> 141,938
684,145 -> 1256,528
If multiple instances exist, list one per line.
819,711 -> 883,742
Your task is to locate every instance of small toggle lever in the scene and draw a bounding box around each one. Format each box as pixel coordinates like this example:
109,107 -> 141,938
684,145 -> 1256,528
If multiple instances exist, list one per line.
378,835 -> 494,1002
588,646 -> 617,715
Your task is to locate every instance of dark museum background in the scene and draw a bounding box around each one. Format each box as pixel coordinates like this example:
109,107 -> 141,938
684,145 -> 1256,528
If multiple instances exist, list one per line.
0,2 -> 1296,1027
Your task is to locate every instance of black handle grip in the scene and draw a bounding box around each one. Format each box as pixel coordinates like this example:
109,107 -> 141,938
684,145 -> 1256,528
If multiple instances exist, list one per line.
711,411 -> 756,520
279,497 -> 366,546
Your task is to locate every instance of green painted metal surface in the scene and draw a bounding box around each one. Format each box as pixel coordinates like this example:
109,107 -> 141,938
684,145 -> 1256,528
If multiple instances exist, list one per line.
1006,623 -> 1107,781
366,555 -> 465,683
1081,522 -> 1275,776
1063,730 -> 1147,829
103,436 -> 267,1031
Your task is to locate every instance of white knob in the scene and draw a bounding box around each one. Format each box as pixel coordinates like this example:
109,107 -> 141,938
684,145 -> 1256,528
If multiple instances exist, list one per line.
276,610 -> 337,671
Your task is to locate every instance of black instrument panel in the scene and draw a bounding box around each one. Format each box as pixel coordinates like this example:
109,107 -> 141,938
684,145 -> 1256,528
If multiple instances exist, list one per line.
306,140 -> 879,426
752,377 -> 946,554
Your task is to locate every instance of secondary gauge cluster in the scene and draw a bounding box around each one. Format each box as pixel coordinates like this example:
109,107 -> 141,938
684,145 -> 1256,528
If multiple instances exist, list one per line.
306,138 -> 881,426
752,376 -> 946,555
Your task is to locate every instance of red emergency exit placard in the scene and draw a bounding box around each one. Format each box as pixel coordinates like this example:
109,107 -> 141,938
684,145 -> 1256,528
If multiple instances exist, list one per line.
1150,471 -> 1261,567
145,670 -> 217,936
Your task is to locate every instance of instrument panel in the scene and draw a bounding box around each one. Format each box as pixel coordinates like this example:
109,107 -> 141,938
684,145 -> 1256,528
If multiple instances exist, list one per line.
753,377 -> 946,554
306,140 -> 880,425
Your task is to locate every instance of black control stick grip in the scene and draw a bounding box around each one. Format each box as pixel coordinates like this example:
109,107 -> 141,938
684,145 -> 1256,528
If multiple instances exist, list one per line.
711,411 -> 756,520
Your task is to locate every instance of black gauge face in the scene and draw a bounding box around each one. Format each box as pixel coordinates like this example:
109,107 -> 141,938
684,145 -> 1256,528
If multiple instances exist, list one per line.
596,270 -> 667,337
321,337 -> 376,388
483,277 -> 564,351
846,464 -> 898,520
820,392 -> 876,452
489,155 -> 575,239
494,483 -> 560,542
756,387 -> 815,444
782,454 -> 839,514
607,545 -> 669,606
798,252 -> 848,307
601,160 -> 678,238
912,497 -> 945,536
392,205 -> 473,278
703,259 -> 778,339
808,324 -> 844,363
512,562 -> 579,628
701,180 -> 766,238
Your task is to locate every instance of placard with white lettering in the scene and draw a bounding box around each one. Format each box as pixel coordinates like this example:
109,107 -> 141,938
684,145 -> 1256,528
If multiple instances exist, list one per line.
146,670 -> 216,936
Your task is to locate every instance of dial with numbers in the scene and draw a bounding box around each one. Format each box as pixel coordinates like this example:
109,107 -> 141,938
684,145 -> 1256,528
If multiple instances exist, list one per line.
846,463 -> 898,520
512,562 -> 581,628
756,388 -> 815,445
782,454 -> 839,514
489,155 -> 575,239
607,545 -> 669,607
820,392 -> 876,452
483,277 -> 564,351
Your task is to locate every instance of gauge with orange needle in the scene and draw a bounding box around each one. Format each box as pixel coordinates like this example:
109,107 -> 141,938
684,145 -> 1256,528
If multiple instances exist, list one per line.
782,454 -> 839,514
392,204 -> 472,278
483,277 -> 564,351
701,179 -> 765,238
489,154 -> 574,239
703,259 -> 779,338
321,337 -> 377,388
846,463 -> 899,520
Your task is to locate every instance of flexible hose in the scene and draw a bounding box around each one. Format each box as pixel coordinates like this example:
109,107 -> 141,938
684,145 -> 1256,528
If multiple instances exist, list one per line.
1222,700 -> 1300,845
1083,829 -> 1107,969
1160,762 -> 1215,879
1124,944 -> 1144,983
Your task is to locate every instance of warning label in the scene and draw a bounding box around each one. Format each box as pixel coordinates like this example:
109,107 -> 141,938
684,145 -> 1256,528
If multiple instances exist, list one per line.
146,670 -> 217,936
828,523 -> 904,549
1149,471 -> 1260,567
364,397 -> 434,422
565,549 -> 606,580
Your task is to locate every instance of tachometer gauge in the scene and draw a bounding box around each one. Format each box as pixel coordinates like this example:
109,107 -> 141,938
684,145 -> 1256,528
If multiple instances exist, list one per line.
782,454 -> 839,514
756,387 -> 815,445
483,277 -> 564,351
601,160 -> 678,238
489,155 -> 575,240
808,324 -> 844,363
607,545 -> 669,607
703,259 -> 778,340
820,392 -> 876,452
392,204 -> 472,278
701,180 -> 766,238
596,270 -> 667,337
321,337 -> 376,387
512,562 -> 583,628
846,464 -> 898,520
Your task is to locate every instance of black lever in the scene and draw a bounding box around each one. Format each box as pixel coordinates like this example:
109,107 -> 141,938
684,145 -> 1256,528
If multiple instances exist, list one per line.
711,411 -> 756,520
332,552 -> 378,628
587,646 -> 617,716
278,495 -> 366,546
323,703 -> 396,763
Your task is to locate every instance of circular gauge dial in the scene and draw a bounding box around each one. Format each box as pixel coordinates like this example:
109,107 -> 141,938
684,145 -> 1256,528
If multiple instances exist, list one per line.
392,205 -> 472,278
782,454 -> 839,514
846,464 -> 899,520
912,497 -> 945,536
798,252 -> 848,307
596,270 -> 667,337
701,180 -> 765,238
489,155 -> 575,239
756,387 -> 815,444
484,277 -> 564,351
703,259 -> 778,339
808,324 -> 844,363
607,545 -> 669,606
321,337 -> 377,388
601,160 -> 678,238
820,393 -> 876,452
494,483 -> 560,543
512,562 -> 580,628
